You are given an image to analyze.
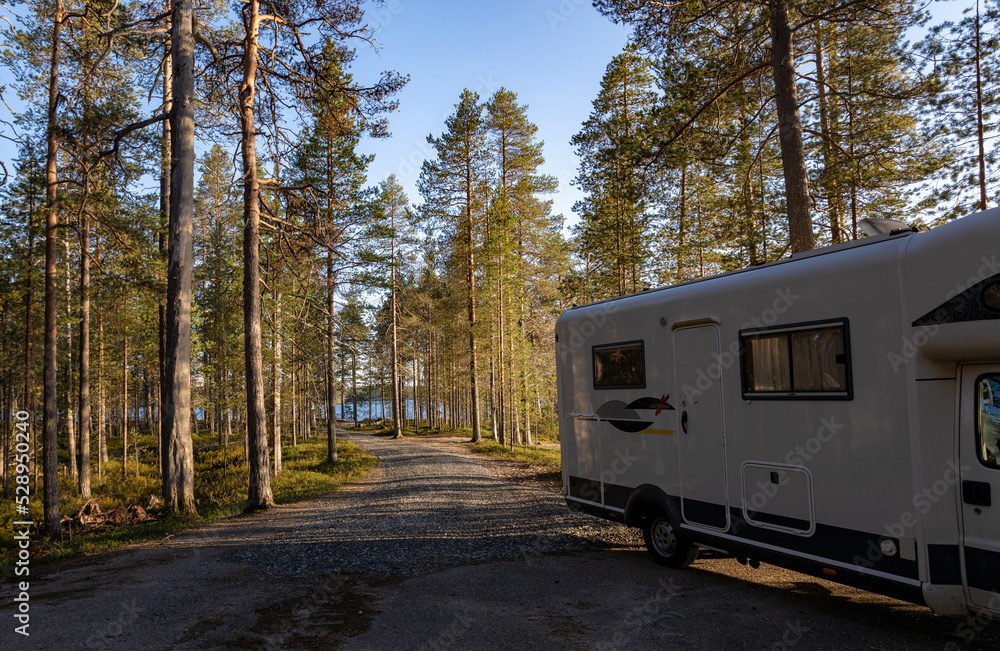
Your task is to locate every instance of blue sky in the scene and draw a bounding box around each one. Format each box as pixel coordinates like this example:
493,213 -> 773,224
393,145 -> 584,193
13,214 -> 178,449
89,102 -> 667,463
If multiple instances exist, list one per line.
0,0 -> 974,230
351,0 -> 631,229
0,1 -> 629,230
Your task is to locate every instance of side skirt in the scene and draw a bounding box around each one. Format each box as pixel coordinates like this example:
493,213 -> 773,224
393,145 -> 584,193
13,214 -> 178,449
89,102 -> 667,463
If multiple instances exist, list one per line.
685,528 -> 927,607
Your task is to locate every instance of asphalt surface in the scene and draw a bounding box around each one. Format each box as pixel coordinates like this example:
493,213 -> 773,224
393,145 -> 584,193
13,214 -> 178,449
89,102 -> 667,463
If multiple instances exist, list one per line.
2,431 -> 999,650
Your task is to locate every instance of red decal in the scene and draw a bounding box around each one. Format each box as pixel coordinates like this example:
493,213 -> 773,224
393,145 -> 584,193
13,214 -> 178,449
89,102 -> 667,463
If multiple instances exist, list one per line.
655,393 -> 670,416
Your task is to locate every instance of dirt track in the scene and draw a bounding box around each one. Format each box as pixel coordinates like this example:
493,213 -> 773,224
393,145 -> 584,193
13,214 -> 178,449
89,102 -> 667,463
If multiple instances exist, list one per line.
3,431 -> 999,650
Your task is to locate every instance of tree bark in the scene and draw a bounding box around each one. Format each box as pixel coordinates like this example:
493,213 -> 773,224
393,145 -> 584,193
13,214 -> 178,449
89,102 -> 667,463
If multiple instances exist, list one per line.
162,0 -> 197,513
159,28 -> 171,485
272,292 -> 282,475
240,0 -> 274,509
22,152 -> 36,486
814,26 -> 845,243
769,0 -> 814,253
466,163 -> 481,442
326,252 -> 338,462
975,0 -> 988,211
122,334 -> 128,476
390,208 -> 402,439
42,0 -> 64,535
64,231 -> 77,483
98,300 -> 107,470
78,215 -> 91,498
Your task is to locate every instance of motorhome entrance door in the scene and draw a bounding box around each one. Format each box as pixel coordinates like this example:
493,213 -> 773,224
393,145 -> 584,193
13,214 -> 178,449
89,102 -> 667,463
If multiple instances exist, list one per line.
960,365 -> 1000,611
673,325 -> 729,530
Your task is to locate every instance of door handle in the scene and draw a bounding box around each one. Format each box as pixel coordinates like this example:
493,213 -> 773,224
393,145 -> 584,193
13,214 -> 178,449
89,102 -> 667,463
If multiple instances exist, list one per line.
681,410 -> 688,433
963,480 -> 992,507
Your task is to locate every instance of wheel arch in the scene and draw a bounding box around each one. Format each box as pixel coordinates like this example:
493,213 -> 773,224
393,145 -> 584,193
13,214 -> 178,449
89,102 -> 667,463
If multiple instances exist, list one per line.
625,484 -> 679,529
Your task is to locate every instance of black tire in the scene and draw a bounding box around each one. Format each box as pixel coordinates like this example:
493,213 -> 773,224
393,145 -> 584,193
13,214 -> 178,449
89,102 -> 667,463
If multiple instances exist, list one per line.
643,511 -> 699,568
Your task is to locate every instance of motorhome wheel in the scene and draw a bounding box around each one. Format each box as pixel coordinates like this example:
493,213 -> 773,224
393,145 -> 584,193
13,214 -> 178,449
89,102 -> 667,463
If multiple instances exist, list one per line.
643,513 -> 698,568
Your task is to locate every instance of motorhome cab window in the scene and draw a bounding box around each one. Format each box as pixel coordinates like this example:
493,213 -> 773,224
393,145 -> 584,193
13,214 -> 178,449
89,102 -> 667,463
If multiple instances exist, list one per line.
593,341 -> 645,389
740,320 -> 851,399
978,375 -> 1000,468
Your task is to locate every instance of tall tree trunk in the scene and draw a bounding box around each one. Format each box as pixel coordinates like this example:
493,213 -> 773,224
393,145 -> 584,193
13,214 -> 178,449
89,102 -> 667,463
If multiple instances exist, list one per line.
390,212 -> 402,439
240,0 -> 274,509
162,0 -> 197,513
98,304 -> 107,470
678,162 -> 686,280
465,187 -> 481,443
272,292 -> 282,475
975,0 -> 988,211
159,6 -> 172,483
78,215 -> 92,498
522,368 -> 532,446
326,252 -> 338,462
122,334 -> 128,476
814,26 -> 845,243
22,155 -> 36,489
351,348 -> 357,426
291,363 -> 297,447
769,0 -> 814,253
65,226 -> 77,483
42,0 -> 64,535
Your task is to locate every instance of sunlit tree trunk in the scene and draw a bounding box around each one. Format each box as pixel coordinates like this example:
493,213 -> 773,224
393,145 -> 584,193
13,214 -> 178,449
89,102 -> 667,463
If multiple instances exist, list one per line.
769,0 -> 814,252
42,0 -> 64,535
240,0 -> 274,509
122,334 -> 128,477
64,232 -> 77,483
390,208 -> 402,439
272,293 -> 282,474
326,258 -> 338,462
975,0 -> 988,210
162,0 -> 197,513
814,26 -> 846,243
78,214 -> 92,498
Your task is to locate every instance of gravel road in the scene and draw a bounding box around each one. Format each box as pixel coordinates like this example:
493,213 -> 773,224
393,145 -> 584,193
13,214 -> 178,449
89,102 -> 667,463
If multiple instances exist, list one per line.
223,432 -> 641,578
3,430 -> 999,650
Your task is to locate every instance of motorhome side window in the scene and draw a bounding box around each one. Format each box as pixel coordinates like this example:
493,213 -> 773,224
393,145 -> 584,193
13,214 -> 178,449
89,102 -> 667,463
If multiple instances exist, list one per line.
740,320 -> 851,399
978,375 -> 1000,468
593,341 -> 645,389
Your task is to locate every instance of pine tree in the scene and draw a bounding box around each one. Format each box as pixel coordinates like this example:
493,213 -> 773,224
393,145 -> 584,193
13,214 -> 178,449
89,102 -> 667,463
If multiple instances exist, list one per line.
193,145 -> 242,465
419,89 -> 489,442
922,0 -> 1000,220
571,49 -> 657,299
372,175 -> 410,439
484,88 -> 562,445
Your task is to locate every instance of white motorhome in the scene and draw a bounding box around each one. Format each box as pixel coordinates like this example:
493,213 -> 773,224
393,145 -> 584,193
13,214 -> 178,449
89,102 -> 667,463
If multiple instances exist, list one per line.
556,208 -> 1000,616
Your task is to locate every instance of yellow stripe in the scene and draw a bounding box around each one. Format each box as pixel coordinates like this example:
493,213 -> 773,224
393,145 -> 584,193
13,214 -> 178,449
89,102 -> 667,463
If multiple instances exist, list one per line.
641,428 -> 676,436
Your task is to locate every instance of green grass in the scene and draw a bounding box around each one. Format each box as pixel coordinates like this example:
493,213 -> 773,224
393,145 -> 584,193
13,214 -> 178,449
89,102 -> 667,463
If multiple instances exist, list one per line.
362,419 -> 560,445
0,435 -> 377,569
469,438 -> 562,472
361,420 -> 467,438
